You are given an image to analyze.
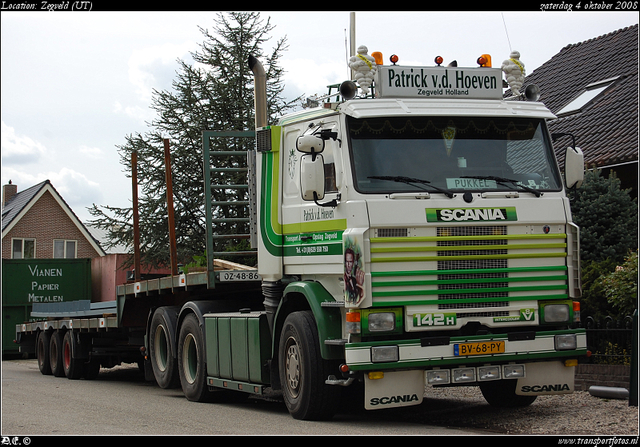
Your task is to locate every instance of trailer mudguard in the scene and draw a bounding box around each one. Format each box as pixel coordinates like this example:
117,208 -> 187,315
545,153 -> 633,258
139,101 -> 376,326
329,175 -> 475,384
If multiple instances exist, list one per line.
276,281 -> 343,360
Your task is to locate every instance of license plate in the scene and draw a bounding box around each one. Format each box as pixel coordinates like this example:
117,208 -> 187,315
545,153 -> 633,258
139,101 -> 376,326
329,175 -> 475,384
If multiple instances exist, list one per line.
219,270 -> 261,282
454,341 -> 505,356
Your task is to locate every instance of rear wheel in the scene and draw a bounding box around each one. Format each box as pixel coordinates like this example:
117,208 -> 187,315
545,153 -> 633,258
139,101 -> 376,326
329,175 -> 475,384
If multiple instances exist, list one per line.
37,331 -> 52,375
149,307 -> 180,389
62,331 -> 83,379
49,331 -> 65,377
177,313 -> 212,402
278,311 -> 340,420
480,379 -> 537,408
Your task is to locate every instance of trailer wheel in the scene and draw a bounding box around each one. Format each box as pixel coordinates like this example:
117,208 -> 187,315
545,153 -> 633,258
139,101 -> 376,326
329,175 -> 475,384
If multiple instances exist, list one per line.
278,311 -> 340,420
37,331 -> 52,375
480,379 -> 537,408
50,331 -> 65,377
149,307 -> 180,389
62,331 -> 83,380
177,313 -> 212,402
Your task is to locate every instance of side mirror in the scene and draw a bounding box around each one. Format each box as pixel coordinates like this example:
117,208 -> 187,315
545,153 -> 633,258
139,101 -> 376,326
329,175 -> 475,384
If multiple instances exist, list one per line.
300,154 -> 325,201
296,134 -> 324,154
564,146 -> 584,189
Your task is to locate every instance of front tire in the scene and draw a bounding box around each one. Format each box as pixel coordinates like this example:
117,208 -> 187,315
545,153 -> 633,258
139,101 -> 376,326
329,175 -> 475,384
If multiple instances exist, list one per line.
278,311 -> 340,420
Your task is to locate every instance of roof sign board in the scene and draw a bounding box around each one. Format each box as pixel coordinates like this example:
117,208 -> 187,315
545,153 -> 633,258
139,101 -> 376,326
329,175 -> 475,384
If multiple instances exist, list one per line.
375,66 -> 503,100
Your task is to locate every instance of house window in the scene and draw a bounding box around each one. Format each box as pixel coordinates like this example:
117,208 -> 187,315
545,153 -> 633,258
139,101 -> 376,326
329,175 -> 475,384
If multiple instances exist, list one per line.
53,239 -> 77,258
12,238 -> 35,259
556,77 -> 619,117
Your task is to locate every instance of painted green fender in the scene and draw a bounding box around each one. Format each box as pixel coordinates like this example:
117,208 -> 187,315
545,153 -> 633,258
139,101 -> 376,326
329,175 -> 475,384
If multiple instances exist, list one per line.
274,281 -> 344,360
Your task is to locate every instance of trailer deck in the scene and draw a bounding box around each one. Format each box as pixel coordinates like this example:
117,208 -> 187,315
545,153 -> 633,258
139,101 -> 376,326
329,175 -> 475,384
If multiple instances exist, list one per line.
16,259 -> 261,340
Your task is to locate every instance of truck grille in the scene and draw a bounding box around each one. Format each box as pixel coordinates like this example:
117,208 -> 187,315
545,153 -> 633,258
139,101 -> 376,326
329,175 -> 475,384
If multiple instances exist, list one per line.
369,225 -> 569,319
436,226 -> 508,316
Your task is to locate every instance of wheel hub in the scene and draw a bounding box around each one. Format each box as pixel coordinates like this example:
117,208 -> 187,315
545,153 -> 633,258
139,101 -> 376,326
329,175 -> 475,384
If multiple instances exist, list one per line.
285,339 -> 300,396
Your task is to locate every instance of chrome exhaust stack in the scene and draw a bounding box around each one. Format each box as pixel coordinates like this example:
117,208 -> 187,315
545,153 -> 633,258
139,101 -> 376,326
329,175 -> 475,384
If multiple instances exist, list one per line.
248,55 -> 267,128
248,55 -> 283,325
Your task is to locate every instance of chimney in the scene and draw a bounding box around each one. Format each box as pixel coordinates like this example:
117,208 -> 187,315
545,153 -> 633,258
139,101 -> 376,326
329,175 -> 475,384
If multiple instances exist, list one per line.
3,180 -> 17,207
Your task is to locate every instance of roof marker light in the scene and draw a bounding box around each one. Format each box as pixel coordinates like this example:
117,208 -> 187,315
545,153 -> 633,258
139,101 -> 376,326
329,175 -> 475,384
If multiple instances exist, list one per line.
477,54 -> 492,67
389,54 -> 399,65
371,51 -> 384,65
434,56 -> 443,66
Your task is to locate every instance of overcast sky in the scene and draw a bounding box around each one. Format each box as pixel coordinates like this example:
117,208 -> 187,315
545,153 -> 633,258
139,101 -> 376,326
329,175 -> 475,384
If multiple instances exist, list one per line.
1,10 -> 638,224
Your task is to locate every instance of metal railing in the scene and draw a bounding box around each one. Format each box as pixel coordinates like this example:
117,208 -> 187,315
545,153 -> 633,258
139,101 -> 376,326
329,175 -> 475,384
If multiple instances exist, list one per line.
583,315 -> 634,365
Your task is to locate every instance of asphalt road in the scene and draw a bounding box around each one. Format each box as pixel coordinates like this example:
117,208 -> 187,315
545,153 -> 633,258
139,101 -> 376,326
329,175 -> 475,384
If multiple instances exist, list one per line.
1,359 -> 489,436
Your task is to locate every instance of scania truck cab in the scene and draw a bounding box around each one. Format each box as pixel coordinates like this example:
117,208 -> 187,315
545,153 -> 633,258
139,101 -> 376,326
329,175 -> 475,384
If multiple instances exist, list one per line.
250,49 -> 586,417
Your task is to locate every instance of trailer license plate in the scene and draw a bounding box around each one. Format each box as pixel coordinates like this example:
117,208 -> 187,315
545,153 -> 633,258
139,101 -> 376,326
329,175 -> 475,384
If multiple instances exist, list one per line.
219,271 -> 261,282
454,341 -> 505,356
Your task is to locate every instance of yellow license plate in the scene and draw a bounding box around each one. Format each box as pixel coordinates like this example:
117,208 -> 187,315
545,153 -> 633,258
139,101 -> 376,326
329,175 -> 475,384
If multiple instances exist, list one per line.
454,341 -> 505,356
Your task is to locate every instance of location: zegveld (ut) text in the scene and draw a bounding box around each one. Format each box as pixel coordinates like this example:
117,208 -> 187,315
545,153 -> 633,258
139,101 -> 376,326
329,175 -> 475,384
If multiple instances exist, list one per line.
1,1 -> 92,10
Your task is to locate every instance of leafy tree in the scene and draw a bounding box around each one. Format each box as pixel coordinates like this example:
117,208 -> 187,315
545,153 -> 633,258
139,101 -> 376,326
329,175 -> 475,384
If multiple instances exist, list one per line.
87,12 -> 300,267
600,250 -> 638,317
568,169 -> 638,263
579,258 -> 618,320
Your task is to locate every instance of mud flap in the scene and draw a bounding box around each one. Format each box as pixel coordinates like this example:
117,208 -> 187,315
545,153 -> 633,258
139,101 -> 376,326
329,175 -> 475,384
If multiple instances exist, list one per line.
516,361 -> 574,396
364,370 -> 424,410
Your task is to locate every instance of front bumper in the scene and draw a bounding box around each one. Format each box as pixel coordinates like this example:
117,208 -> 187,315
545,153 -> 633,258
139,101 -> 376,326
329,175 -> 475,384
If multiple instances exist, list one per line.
345,328 -> 586,371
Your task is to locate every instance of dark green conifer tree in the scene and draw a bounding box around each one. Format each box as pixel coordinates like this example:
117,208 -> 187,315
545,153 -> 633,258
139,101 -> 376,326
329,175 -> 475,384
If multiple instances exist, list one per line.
568,169 -> 638,263
87,12 -> 299,267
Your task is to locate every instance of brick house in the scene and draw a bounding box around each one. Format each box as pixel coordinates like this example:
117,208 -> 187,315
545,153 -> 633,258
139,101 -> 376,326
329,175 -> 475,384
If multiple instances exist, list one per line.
515,24 -> 638,197
2,180 -> 105,259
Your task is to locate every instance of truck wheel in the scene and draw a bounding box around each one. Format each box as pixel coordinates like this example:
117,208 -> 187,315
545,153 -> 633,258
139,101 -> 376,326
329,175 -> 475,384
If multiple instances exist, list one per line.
278,311 -> 340,420
63,331 -> 83,379
37,331 -> 52,375
50,331 -> 65,377
177,313 -> 212,402
149,307 -> 180,389
480,379 -> 537,408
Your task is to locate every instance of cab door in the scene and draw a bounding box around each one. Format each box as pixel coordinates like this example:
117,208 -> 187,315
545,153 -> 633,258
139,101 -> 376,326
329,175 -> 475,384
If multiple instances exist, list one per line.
295,119 -> 346,275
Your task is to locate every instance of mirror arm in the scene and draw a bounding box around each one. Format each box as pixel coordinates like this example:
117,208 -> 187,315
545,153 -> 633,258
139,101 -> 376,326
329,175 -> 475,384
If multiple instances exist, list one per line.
551,132 -> 577,151
318,129 -> 338,141
314,192 -> 341,208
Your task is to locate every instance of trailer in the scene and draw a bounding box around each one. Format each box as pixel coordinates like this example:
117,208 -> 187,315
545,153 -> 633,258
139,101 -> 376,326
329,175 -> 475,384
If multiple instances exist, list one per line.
16,46 -> 588,421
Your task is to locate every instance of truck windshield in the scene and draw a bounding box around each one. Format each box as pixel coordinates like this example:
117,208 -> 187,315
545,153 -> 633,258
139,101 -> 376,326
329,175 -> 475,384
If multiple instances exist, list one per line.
347,116 -> 562,195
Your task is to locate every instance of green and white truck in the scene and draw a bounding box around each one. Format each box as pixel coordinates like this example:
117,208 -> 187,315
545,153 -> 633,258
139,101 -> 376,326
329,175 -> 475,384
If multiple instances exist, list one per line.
15,49 -> 587,421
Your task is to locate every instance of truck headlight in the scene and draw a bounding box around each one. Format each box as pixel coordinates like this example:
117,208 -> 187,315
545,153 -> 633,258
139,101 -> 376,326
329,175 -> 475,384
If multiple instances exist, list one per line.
555,334 -> 577,351
426,369 -> 450,385
368,312 -> 395,332
371,346 -> 399,363
541,303 -> 570,323
478,365 -> 501,381
503,364 -> 525,379
452,367 -> 476,383
361,308 -> 403,335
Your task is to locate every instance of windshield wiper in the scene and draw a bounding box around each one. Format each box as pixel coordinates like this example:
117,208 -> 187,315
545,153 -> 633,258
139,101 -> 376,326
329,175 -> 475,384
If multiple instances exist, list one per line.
460,175 -> 542,197
368,176 -> 455,198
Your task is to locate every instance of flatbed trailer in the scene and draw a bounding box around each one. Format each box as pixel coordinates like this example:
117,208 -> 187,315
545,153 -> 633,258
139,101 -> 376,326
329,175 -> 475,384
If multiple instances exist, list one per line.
16,259 -> 263,381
